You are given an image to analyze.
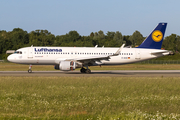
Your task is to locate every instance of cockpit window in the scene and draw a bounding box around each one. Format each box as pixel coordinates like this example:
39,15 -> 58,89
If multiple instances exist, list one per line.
14,51 -> 22,54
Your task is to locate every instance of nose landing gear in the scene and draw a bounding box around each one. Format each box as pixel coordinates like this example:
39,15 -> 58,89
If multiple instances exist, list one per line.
28,64 -> 32,73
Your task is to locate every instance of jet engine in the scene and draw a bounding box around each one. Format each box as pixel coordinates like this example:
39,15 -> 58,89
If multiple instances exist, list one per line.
54,61 -> 76,71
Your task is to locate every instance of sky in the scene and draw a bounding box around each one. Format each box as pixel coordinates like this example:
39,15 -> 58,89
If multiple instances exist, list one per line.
0,0 -> 180,37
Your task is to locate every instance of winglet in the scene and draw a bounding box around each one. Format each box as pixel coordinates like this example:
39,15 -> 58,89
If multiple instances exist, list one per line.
111,44 -> 125,56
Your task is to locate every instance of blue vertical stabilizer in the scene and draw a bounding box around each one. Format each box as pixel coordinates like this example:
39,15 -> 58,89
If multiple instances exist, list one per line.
137,23 -> 167,49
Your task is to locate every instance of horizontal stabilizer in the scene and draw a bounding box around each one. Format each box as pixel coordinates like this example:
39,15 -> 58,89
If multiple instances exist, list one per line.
150,50 -> 169,54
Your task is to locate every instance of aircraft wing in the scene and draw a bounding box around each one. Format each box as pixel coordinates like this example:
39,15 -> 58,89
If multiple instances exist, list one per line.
66,55 -> 110,65
73,56 -> 109,61
55,55 -> 110,65
65,44 -> 125,65
55,44 -> 125,65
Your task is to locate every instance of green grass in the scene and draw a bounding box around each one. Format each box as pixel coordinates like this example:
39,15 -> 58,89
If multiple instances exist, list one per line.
1,77 -> 180,119
1,62 -> 180,71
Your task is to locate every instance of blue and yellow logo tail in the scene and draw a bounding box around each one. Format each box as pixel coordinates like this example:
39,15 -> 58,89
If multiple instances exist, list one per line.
137,23 -> 167,49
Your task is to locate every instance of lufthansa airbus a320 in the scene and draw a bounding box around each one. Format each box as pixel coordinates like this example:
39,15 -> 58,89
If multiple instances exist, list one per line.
7,23 -> 170,73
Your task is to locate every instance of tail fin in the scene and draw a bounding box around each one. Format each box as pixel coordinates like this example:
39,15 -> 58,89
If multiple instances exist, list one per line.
137,23 -> 167,49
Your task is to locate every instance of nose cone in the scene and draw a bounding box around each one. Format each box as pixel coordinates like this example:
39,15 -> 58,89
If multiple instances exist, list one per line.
7,54 -> 13,62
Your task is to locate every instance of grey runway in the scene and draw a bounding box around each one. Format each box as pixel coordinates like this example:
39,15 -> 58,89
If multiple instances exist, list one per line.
0,70 -> 180,77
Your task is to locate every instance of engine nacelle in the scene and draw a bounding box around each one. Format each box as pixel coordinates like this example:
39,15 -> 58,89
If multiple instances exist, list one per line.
59,61 -> 76,71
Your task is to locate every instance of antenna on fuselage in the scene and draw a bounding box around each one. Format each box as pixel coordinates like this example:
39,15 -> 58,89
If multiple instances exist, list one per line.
31,45 -> 33,47
95,45 -> 98,48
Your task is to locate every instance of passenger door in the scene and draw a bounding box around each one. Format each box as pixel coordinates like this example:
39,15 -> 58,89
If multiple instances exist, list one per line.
135,50 -> 141,59
28,47 -> 33,58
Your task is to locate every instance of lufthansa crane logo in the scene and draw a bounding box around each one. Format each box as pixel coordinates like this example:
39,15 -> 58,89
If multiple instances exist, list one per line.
152,30 -> 163,42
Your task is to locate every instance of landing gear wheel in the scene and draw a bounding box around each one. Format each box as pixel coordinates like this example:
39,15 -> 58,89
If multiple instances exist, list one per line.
86,69 -> 91,74
28,64 -> 32,73
28,69 -> 32,73
80,68 -> 86,73
80,67 -> 91,74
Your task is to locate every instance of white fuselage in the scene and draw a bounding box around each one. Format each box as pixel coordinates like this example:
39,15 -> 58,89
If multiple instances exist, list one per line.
7,46 -> 169,66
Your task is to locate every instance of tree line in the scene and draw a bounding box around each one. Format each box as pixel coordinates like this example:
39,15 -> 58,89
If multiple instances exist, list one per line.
0,28 -> 180,59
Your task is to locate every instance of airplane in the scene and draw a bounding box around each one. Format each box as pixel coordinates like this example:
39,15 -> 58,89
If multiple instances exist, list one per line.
7,23 -> 170,73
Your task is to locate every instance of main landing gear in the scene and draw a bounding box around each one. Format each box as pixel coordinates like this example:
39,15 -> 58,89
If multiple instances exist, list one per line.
80,66 -> 91,74
28,64 -> 32,73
